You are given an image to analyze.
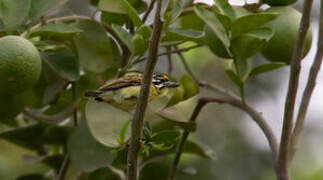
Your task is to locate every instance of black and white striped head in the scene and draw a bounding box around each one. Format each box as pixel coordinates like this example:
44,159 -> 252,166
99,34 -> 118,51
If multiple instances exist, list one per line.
152,73 -> 179,90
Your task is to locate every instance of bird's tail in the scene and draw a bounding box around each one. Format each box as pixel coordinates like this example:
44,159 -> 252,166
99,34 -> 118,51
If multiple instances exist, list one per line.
84,91 -> 102,98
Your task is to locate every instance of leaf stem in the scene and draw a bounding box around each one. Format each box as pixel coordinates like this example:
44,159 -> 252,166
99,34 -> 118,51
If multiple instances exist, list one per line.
126,0 -> 164,179
289,2 -> 323,162
21,15 -> 90,38
277,1 -> 314,179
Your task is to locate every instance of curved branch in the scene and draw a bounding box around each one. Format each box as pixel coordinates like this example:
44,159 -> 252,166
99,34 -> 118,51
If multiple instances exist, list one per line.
169,96 -> 279,180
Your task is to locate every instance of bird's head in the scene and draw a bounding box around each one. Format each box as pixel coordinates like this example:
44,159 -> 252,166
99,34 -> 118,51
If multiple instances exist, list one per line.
152,73 -> 179,92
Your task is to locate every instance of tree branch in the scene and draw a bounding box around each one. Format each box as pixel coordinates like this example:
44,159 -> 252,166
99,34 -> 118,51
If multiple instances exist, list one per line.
289,3 -> 323,162
169,96 -> 279,180
142,0 -> 157,23
126,0 -> 164,179
277,1 -> 314,179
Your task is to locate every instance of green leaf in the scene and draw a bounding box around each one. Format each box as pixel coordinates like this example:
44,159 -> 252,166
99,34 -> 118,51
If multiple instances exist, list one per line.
150,130 -> 180,145
213,0 -> 236,20
230,28 -> 274,61
136,25 -> 152,40
101,11 -> 129,26
231,13 -> 278,37
74,20 -> 121,73
156,112 -> 196,132
204,25 -> 231,58
41,48 -> 80,81
166,75 -> 199,107
0,0 -> 31,30
214,10 -> 232,31
120,0 -> 143,27
119,120 -> 131,143
68,117 -> 114,172
236,58 -> 253,82
111,24 -> 133,50
183,141 -> 214,159
180,12 -> 205,31
180,75 -> 200,100
194,6 -> 230,48
166,85 -> 185,107
225,69 -> 243,88
249,62 -> 286,77
0,123 -> 71,151
85,100 -> 132,147
29,0 -> 67,20
88,167 -> 122,180
98,0 -> 147,14
131,34 -> 147,56
30,22 -> 83,38
163,28 -> 204,43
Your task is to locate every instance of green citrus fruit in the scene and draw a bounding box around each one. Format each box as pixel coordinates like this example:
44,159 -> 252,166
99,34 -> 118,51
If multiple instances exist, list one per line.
0,36 -> 42,95
261,7 -> 312,64
262,0 -> 297,6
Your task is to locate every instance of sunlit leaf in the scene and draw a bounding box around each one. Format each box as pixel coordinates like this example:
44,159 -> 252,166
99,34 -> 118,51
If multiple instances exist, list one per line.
163,29 -> 204,43
85,100 -> 132,147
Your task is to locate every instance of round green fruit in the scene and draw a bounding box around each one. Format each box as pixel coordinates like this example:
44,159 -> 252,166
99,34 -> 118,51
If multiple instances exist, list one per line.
0,36 -> 42,95
261,7 -> 312,64
262,0 -> 297,6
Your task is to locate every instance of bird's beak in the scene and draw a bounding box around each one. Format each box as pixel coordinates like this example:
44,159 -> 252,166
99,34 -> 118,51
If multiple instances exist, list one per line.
165,81 -> 180,88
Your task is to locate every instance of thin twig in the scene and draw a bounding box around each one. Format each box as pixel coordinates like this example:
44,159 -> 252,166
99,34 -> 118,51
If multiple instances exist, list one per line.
174,46 -> 199,83
277,1 -> 314,180
21,15 -> 90,38
169,99 -> 207,180
55,156 -> 70,180
289,4 -> 323,162
142,0 -> 157,23
126,0 -> 164,179
169,96 -> 279,180
166,46 -> 173,74
55,83 -> 79,180
132,44 -> 203,66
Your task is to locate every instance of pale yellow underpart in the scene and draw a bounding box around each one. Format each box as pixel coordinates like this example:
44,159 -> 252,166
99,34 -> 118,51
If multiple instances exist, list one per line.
98,85 -> 168,111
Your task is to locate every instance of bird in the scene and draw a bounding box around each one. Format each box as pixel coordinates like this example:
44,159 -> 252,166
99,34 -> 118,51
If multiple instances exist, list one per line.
84,73 -> 179,111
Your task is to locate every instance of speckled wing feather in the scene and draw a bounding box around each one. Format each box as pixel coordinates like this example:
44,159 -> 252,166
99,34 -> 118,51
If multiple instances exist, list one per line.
98,75 -> 142,92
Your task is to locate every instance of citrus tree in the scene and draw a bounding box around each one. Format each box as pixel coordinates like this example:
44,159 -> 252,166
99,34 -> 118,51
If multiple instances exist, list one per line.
0,0 -> 321,180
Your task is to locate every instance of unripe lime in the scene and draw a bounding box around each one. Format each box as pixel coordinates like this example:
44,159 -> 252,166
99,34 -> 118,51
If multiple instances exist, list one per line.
0,36 -> 42,95
262,0 -> 297,6
261,7 -> 312,64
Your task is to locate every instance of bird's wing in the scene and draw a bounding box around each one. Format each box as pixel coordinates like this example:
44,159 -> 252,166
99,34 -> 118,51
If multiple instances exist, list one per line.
98,75 -> 142,92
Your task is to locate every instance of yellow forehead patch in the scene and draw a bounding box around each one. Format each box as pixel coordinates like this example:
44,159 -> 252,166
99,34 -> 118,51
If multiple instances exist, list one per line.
163,74 -> 169,80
